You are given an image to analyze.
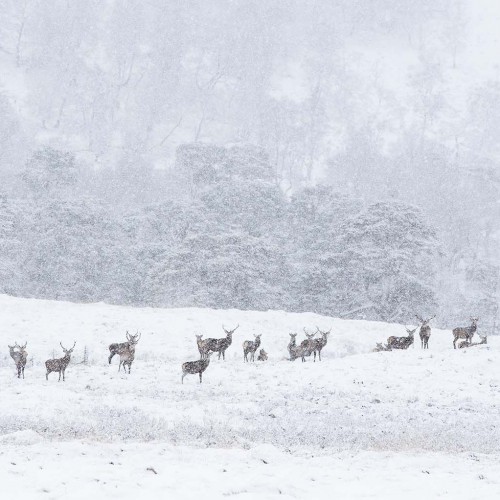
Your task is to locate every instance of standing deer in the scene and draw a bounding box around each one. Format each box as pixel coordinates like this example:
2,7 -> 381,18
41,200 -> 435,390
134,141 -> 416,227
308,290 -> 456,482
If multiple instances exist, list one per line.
415,315 -> 435,349
387,327 -> 416,350
45,342 -> 76,381
8,343 -> 26,379
182,352 -> 213,384
458,335 -> 487,349
257,349 -> 268,361
243,334 -> 262,362
288,332 -> 310,362
118,338 -> 139,374
108,331 -> 141,364
300,328 -> 316,360
311,327 -> 331,361
203,324 -> 239,360
195,334 -> 212,359
453,317 -> 479,349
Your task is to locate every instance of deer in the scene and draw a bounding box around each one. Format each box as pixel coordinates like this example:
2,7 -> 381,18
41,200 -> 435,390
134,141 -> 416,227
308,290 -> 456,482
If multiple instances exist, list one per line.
300,328 -> 316,360
311,327 -> 331,361
108,331 -> 141,364
372,342 -> 391,352
182,352 -> 213,384
453,317 -> 479,349
415,315 -> 435,349
288,333 -> 310,362
118,339 -> 138,374
195,334 -> 212,359
458,335 -> 487,349
203,324 -> 239,360
8,342 -> 27,379
387,327 -> 416,350
45,342 -> 76,381
257,349 -> 268,361
243,334 -> 262,362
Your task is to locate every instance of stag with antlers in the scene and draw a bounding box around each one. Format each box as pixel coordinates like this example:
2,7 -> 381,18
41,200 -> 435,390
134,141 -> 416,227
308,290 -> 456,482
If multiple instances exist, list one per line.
108,331 -> 141,364
387,327 -> 416,350
8,342 -> 28,379
45,342 -> 76,381
415,315 -> 435,349
311,327 -> 331,361
201,324 -> 239,360
453,317 -> 479,349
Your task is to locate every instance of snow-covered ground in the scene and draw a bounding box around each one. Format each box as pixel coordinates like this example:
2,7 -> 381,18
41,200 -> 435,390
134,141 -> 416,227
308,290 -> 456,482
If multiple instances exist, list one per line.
1,295 -> 499,498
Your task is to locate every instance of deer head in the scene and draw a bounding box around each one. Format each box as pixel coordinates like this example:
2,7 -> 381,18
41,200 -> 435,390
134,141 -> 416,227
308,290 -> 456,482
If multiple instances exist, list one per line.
405,327 -> 417,337
470,317 -> 479,326
315,327 -> 331,336
254,334 -> 262,340
15,341 -> 27,352
303,327 -> 316,339
416,315 -> 435,326
60,341 -> 76,354
126,331 -> 141,344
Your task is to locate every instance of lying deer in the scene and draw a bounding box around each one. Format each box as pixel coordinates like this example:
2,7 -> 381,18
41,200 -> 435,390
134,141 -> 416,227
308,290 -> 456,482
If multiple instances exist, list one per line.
109,331 -> 141,364
182,352 -> 213,384
45,342 -> 76,381
387,327 -> 416,350
257,349 -> 268,361
453,317 -> 478,349
243,334 -> 262,362
8,342 -> 27,379
311,327 -> 331,361
416,315 -> 435,349
372,342 -> 391,352
458,335 -> 487,349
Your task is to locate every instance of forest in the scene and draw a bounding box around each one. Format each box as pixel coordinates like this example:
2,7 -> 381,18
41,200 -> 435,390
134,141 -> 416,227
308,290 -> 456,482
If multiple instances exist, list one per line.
0,0 -> 498,329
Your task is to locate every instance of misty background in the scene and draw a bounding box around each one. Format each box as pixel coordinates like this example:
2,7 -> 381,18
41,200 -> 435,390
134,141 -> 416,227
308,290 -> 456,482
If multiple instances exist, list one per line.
0,0 -> 498,329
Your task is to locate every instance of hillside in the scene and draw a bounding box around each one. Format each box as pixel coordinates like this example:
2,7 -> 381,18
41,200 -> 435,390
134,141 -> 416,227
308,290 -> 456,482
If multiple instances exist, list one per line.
1,295 -> 499,498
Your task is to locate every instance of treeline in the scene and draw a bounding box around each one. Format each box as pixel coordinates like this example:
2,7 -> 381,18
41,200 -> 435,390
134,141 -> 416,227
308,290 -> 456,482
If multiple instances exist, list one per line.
0,144 -> 443,324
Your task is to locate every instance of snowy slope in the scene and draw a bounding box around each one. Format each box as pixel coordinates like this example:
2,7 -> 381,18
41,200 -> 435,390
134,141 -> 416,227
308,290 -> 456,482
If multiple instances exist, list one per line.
1,295 -> 499,498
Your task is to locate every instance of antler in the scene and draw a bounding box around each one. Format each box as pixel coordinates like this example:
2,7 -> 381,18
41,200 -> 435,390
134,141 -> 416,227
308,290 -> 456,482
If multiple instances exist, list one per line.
316,326 -> 331,335
126,330 -> 131,341
415,314 -> 424,323
21,341 -> 27,349
135,332 -> 141,342
223,324 -> 239,333
303,327 -> 316,336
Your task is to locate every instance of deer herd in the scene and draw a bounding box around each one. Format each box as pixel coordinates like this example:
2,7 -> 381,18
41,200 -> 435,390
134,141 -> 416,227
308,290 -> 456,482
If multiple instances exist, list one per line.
373,316 -> 485,352
5,316 -> 488,384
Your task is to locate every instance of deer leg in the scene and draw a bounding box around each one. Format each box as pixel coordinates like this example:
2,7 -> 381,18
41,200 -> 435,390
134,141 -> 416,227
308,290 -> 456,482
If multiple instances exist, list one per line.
182,372 -> 186,384
46,370 -> 49,381
63,369 -> 65,382
318,350 -> 321,361
199,372 -> 202,383
108,352 -> 114,364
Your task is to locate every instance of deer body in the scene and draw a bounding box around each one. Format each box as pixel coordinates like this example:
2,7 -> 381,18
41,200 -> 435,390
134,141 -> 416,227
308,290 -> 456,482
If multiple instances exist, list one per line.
311,328 -> 331,361
9,343 -> 27,379
416,315 -> 435,349
458,335 -> 487,349
45,342 -> 76,381
119,344 -> 136,373
288,333 -> 310,362
182,353 -> 212,383
203,325 -> 239,360
243,334 -> 261,362
453,318 -> 478,349
387,328 -> 415,350
109,331 -> 140,364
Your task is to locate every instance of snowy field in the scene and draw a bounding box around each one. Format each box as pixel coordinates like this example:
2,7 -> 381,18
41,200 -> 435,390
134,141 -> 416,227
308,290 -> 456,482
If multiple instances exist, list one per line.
1,294 -> 500,499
